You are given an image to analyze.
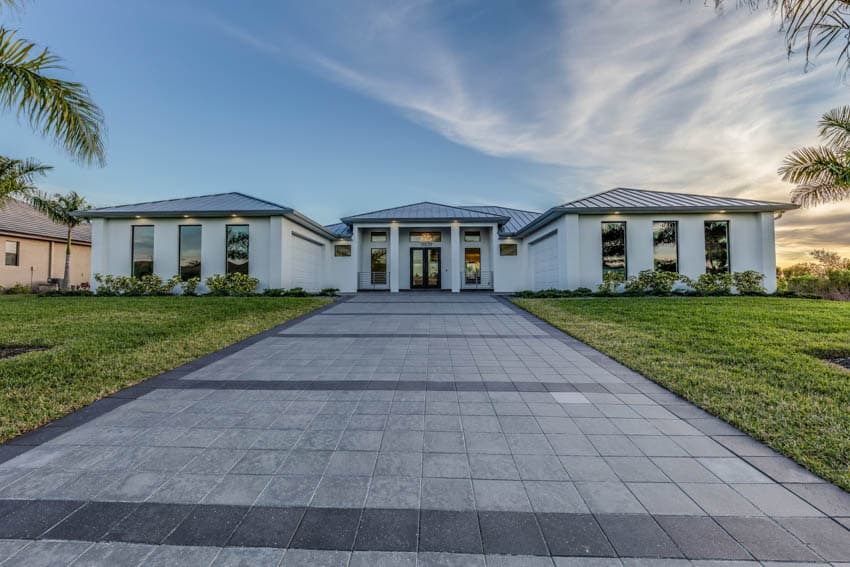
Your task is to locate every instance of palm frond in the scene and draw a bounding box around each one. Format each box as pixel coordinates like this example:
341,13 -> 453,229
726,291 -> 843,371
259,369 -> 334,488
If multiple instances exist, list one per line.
790,182 -> 850,206
28,189 -> 89,227
778,145 -> 850,184
0,155 -> 50,206
818,105 -> 850,148
0,28 -> 105,166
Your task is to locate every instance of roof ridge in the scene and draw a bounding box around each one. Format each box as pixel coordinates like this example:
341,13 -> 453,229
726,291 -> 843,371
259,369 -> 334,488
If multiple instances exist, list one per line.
561,187 -> 793,207
461,204 -> 543,215
87,191 -> 291,212
341,201 -> 506,221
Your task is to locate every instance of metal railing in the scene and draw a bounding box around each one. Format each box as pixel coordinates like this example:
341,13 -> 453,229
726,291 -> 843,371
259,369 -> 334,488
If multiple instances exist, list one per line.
464,270 -> 493,289
359,271 -> 389,289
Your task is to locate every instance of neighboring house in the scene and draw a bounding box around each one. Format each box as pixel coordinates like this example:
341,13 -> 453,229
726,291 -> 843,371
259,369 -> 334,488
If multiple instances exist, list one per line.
82,188 -> 797,294
0,200 -> 91,290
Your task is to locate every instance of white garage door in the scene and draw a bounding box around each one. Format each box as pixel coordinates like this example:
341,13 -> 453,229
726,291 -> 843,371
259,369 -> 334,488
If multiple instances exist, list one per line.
291,233 -> 323,292
530,232 -> 559,291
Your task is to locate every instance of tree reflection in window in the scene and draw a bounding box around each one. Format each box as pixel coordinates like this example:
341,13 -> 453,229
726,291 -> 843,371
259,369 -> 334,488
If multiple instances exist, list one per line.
601,221 -> 626,275
704,221 -> 730,274
652,221 -> 678,272
226,225 -> 249,275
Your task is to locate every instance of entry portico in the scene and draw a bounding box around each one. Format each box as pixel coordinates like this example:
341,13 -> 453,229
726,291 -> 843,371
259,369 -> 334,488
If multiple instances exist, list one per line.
337,202 -> 508,293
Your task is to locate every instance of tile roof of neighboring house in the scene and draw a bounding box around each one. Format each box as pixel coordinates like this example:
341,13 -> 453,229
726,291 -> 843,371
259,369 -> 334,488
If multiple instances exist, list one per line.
0,200 -> 91,244
340,202 -> 510,224
83,192 -> 293,218
514,187 -> 798,237
460,205 -> 541,236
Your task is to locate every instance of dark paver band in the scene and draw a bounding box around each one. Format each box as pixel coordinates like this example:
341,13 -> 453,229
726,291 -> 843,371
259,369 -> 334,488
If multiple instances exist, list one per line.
1,498 -> 841,560
276,333 -> 553,338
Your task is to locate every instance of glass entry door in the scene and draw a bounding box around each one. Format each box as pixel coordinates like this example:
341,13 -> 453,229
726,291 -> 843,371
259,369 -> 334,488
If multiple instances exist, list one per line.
410,248 -> 441,289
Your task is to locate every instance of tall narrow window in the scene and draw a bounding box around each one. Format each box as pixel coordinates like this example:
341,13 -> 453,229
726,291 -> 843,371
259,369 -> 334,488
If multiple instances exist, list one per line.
652,221 -> 678,272
371,248 -> 387,284
465,248 -> 481,284
179,225 -> 202,280
226,225 -> 249,275
704,221 -> 730,274
4,241 -> 19,266
131,226 -> 154,278
601,222 -> 626,275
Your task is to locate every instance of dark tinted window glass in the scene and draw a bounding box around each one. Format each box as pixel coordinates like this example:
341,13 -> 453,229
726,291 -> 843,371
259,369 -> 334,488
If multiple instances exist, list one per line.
334,244 -> 351,257
499,243 -> 517,256
410,232 -> 441,242
371,232 -> 387,242
132,226 -> 154,278
179,225 -> 202,280
463,231 -> 480,242
226,225 -> 249,275
652,221 -> 678,272
371,248 -> 387,272
705,221 -> 730,274
601,222 -> 626,275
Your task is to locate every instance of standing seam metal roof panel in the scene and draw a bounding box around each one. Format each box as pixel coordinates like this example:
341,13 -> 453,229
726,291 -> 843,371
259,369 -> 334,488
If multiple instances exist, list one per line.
340,201 -> 508,223
83,192 -> 293,217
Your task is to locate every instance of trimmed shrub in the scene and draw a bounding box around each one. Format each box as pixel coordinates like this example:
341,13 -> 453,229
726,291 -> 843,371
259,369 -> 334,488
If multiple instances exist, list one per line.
693,272 -> 734,295
733,270 -> 766,295
93,274 -> 179,296
319,288 -> 340,296
4,283 -> 31,295
597,272 -> 626,295
205,273 -> 259,296
181,277 -> 201,296
624,270 -> 680,295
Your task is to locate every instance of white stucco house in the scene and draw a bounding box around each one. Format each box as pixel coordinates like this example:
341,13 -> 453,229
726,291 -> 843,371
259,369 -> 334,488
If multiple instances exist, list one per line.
82,188 -> 797,294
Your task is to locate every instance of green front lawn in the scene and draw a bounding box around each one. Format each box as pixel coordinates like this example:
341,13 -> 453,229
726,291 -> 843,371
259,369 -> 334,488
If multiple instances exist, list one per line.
0,295 -> 330,442
514,296 -> 850,490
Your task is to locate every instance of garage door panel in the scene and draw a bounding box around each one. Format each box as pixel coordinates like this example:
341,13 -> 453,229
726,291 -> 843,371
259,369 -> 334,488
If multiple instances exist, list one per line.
292,233 -> 323,292
530,233 -> 558,291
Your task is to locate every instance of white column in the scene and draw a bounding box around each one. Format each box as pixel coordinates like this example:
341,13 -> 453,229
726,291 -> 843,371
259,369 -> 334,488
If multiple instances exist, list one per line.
90,219 -> 108,291
389,223 -> 400,292
450,222 -> 461,293
351,226 -> 360,292
490,225 -> 498,290
563,215 -> 581,290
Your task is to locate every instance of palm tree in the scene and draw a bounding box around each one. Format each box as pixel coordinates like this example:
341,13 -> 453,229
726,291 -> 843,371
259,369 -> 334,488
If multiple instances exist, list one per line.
0,155 -> 50,206
779,106 -> 850,207
28,190 -> 89,290
0,7 -> 105,165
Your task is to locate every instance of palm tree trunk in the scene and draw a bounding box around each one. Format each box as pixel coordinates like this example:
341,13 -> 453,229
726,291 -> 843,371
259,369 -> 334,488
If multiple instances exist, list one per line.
62,226 -> 71,291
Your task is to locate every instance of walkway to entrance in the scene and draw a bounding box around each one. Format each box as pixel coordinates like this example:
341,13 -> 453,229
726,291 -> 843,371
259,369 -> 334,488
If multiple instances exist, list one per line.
0,293 -> 847,565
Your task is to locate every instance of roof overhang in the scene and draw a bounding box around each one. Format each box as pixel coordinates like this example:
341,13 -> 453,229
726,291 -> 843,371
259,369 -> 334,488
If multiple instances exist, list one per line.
77,209 -> 293,219
340,215 -> 510,224
0,229 -> 91,246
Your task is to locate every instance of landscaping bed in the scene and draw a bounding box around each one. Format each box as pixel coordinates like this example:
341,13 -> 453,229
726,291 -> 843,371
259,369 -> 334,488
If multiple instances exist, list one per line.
514,296 -> 850,490
0,295 -> 330,442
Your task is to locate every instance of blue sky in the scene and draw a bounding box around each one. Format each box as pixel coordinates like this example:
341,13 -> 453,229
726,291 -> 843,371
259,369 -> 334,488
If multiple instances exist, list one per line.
2,0 -> 848,263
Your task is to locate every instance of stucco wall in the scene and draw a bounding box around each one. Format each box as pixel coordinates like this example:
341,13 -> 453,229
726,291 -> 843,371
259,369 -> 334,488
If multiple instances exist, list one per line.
0,235 -> 90,289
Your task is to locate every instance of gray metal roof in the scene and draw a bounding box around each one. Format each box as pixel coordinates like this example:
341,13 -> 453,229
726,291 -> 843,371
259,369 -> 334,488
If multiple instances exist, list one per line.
559,187 -> 798,213
83,192 -> 293,218
461,205 -> 541,236
0,200 -> 91,244
514,187 -> 798,237
340,202 -> 509,224
325,222 -> 352,238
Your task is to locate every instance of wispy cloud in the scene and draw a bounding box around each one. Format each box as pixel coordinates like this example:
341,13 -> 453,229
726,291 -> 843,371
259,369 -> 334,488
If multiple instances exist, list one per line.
206,0 -> 849,263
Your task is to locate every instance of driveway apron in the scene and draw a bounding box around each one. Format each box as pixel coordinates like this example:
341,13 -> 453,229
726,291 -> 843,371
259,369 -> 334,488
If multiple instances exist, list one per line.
0,292 -> 848,566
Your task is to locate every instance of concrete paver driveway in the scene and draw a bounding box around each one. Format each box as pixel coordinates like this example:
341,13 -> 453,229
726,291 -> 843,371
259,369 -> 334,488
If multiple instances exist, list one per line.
0,292 -> 848,566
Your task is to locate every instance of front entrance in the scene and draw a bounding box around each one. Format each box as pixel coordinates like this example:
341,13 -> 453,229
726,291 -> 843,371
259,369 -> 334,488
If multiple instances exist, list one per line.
410,248 -> 441,289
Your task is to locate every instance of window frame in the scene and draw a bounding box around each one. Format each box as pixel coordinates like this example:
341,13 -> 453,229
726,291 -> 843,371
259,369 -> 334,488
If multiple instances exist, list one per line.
652,220 -> 679,273
334,244 -> 352,257
225,224 -> 250,275
131,225 -> 155,278
463,231 -> 481,243
410,231 -> 442,243
4,240 -> 19,267
704,220 -> 731,274
370,231 -> 387,243
370,247 -> 387,273
499,243 -> 518,256
601,221 -> 628,276
178,224 -> 202,281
